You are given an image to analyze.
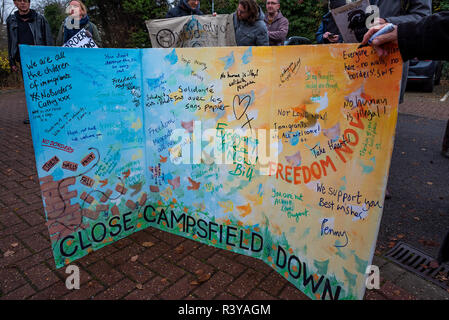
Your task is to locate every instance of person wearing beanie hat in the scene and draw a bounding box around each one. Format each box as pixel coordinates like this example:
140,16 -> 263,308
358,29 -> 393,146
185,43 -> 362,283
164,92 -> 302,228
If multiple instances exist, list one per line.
166,0 -> 204,18
329,0 -> 347,10
6,0 -> 54,124
316,0 -> 345,44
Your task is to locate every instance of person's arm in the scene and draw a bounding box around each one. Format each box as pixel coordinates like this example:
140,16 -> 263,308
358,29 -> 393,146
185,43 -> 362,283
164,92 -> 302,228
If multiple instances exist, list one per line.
166,8 -> 176,18
361,12 -> 449,60
42,17 -> 54,46
397,11 -> 449,61
56,24 -> 64,46
91,24 -> 102,48
316,21 -> 325,44
256,23 -> 269,46
268,18 -> 289,43
385,0 -> 431,25
6,17 -> 16,69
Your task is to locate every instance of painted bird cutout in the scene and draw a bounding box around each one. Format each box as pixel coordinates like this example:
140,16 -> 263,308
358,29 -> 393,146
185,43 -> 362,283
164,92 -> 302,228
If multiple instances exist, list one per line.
122,169 -> 131,179
246,193 -> 263,206
218,200 -> 234,213
237,203 -> 252,217
181,120 -> 194,133
160,155 -> 168,163
160,187 -> 173,201
130,182 -> 142,196
99,179 -> 108,188
193,202 -> 206,212
285,151 -> 302,167
168,176 -> 180,189
187,177 -> 200,190
322,123 -> 341,141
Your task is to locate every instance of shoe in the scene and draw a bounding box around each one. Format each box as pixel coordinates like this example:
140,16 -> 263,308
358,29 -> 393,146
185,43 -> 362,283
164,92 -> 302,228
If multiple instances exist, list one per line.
23,118 -> 30,124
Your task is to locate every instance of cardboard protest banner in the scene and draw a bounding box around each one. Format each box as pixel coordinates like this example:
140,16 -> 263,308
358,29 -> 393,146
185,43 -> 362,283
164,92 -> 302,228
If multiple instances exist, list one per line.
331,0 -> 371,43
20,43 -> 402,300
62,29 -> 98,48
146,14 -> 236,48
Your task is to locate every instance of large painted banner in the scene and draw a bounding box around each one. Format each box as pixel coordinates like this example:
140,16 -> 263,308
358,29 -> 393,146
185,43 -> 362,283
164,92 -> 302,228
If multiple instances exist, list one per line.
20,44 -> 402,300
146,14 -> 236,48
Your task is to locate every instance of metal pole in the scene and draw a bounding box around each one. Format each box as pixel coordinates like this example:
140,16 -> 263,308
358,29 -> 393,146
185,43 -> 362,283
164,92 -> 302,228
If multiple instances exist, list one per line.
212,0 -> 214,14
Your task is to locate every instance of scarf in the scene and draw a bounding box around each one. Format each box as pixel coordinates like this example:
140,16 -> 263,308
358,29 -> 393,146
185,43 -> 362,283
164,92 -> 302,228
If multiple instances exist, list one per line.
64,15 -> 90,43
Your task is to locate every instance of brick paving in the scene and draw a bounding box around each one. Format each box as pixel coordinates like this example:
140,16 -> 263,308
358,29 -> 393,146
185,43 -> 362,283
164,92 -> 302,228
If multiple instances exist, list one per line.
0,89 -> 422,300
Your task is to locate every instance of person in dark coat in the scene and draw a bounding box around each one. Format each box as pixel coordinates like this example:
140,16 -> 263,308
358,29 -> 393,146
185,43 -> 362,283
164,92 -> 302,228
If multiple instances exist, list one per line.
234,0 -> 269,46
316,0 -> 346,44
361,12 -> 448,63
6,0 -> 53,71
6,0 -> 53,124
362,11 -> 449,267
166,0 -> 203,18
370,0 -> 432,105
264,0 -> 289,46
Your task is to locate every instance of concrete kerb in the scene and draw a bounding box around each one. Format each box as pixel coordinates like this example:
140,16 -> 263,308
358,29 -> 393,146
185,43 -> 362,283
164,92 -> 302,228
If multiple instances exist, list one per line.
373,255 -> 449,300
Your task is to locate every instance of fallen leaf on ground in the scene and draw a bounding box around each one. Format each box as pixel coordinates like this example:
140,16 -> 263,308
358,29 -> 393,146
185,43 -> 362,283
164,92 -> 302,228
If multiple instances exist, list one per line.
195,269 -> 204,276
11,243 -> 19,247
393,290 -> 401,296
388,242 -> 396,248
175,245 -> 184,254
418,239 -> 439,247
130,255 -> 139,262
436,272 -> 448,281
161,278 -> 168,283
426,182 -> 433,185
136,284 -> 143,290
190,280 -> 200,286
429,260 -> 440,269
142,242 -> 155,248
413,217 -> 420,221
4,250 -> 14,257
397,234 -> 405,239
197,273 -> 211,283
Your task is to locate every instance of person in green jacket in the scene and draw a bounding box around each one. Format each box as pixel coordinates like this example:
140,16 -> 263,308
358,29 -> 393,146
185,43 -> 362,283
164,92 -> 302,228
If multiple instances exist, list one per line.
56,0 -> 102,47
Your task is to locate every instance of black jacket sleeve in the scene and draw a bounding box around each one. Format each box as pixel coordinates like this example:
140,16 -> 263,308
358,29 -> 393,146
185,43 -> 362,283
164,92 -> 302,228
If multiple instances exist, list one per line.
397,11 -> 449,61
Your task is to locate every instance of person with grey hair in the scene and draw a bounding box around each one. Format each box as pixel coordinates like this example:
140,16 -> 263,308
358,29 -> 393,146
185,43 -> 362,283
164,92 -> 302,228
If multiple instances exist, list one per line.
264,0 -> 289,46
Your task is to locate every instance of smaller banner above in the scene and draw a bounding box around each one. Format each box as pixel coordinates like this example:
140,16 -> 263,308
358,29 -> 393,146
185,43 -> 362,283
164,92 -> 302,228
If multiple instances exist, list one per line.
63,29 -> 98,48
331,0 -> 370,43
146,14 -> 237,48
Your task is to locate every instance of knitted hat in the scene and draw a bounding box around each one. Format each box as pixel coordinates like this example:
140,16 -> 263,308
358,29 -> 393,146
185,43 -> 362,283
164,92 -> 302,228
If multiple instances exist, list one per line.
329,0 -> 347,10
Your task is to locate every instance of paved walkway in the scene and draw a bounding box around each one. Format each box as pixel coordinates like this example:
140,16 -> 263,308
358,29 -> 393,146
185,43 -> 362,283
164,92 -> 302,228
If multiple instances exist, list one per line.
0,89 -> 448,300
